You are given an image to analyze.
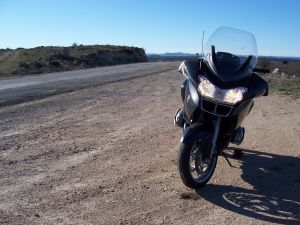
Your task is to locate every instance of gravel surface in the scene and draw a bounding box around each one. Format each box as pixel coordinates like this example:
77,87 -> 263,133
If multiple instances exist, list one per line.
0,68 -> 299,224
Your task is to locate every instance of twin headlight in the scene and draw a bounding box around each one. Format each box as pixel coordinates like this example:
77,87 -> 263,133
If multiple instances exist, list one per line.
198,76 -> 247,105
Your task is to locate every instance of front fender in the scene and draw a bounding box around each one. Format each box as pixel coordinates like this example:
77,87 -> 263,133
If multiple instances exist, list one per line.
180,122 -> 211,146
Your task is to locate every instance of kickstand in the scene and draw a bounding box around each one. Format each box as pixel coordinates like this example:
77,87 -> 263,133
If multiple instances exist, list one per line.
222,152 -> 235,168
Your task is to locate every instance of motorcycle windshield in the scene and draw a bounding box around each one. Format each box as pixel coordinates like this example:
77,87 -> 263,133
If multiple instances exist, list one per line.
204,26 -> 258,82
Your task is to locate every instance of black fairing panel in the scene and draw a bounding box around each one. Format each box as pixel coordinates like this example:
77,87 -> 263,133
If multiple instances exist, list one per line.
184,80 -> 200,121
181,60 -> 200,85
245,73 -> 269,98
221,99 -> 254,135
180,122 -> 211,145
181,79 -> 188,103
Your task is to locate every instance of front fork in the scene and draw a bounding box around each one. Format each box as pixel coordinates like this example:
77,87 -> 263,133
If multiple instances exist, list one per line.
211,117 -> 244,163
210,117 -> 222,158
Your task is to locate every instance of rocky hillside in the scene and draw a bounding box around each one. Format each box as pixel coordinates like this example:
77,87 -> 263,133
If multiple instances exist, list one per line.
0,45 -> 147,77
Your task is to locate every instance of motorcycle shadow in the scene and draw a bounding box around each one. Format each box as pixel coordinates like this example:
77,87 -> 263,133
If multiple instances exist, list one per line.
196,147 -> 300,224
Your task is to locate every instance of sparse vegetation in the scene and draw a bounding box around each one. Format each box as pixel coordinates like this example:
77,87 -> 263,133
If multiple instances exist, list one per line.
261,73 -> 300,98
0,45 -> 147,77
256,59 -> 300,77
257,59 -> 300,98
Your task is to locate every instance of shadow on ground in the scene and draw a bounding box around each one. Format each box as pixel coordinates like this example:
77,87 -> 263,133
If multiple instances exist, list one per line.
196,147 -> 300,224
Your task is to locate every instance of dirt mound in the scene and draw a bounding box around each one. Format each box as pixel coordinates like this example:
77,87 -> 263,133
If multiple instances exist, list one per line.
0,45 -> 147,77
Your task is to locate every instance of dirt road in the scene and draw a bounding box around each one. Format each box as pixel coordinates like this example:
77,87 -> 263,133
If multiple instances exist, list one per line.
0,62 -> 178,107
0,67 -> 299,224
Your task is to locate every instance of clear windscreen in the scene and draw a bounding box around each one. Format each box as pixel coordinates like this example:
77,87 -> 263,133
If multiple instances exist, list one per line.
204,26 -> 258,82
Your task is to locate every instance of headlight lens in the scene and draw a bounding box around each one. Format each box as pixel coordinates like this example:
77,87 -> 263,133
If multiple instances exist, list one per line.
198,76 -> 247,104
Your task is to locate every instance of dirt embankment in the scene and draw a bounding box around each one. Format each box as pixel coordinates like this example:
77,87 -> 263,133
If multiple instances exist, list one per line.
0,69 -> 299,224
0,45 -> 147,77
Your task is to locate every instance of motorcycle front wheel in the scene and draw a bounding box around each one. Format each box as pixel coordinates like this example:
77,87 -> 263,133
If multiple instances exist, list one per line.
178,140 -> 218,189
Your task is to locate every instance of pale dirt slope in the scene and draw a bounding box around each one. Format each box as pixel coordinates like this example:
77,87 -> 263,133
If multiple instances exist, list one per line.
0,68 -> 299,224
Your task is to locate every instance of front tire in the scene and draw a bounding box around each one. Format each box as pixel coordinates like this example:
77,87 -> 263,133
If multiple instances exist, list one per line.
178,141 -> 218,189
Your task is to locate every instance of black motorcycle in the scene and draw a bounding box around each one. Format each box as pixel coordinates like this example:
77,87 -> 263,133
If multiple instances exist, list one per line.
174,26 -> 269,189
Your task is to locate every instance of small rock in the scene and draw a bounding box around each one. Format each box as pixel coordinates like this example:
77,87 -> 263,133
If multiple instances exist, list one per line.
272,68 -> 280,75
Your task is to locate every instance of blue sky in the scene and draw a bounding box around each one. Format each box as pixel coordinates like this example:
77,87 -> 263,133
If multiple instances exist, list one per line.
0,0 -> 299,56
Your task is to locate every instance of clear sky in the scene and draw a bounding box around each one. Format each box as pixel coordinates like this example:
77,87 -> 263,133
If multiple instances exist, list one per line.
0,0 -> 299,56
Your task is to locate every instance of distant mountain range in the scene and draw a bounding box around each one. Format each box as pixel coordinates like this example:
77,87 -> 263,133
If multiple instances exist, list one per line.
259,56 -> 300,61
